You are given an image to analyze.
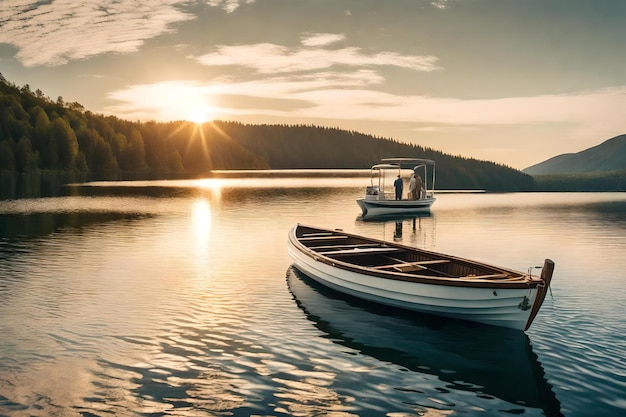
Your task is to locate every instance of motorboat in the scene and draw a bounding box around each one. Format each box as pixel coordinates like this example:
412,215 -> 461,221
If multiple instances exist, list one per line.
356,158 -> 436,217
287,223 -> 555,331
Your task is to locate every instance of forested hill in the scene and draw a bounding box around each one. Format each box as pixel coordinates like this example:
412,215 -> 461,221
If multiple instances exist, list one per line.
0,76 -> 532,191
210,121 -> 532,191
521,134 -> 626,191
523,134 -> 626,175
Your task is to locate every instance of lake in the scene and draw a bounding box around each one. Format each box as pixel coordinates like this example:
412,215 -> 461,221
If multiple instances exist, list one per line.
1,171 -> 625,417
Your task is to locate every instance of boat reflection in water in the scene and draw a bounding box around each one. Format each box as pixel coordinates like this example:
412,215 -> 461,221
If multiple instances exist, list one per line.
356,211 -> 432,242
286,267 -> 563,416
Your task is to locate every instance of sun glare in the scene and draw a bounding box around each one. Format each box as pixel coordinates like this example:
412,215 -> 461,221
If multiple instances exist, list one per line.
187,106 -> 213,124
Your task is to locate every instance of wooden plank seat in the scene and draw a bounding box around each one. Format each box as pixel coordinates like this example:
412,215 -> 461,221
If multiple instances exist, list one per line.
373,259 -> 451,272
393,264 -> 427,272
410,260 -> 450,265
314,243 -> 382,251
321,247 -> 404,257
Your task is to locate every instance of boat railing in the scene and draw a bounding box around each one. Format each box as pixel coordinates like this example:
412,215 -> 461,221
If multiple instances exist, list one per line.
365,192 -> 396,201
365,188 -> 434,201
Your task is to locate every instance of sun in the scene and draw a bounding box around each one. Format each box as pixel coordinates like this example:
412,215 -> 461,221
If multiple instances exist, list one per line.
186,106 -> 213,124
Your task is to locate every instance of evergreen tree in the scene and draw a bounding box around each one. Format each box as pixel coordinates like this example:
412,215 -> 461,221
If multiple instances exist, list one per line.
0,140 -> 16,171
91,139 -> 119,178
120,129 -> 148,171
51,118 -> 79,170
15,136 -> 38,172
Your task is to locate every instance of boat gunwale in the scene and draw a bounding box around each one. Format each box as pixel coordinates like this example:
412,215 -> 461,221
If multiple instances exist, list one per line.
357,198 -> 436,207
289,224 -> 540,290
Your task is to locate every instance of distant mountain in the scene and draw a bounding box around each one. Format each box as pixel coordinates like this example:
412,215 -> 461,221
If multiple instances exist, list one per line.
523,134 -> 626,175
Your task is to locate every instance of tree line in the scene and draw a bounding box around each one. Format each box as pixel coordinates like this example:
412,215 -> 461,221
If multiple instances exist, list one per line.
1,74 -> 536,191
0,77 -> 268,180
533,170 -> 626,191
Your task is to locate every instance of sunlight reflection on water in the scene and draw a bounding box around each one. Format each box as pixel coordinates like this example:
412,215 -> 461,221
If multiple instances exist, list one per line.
1,177 -> 625,416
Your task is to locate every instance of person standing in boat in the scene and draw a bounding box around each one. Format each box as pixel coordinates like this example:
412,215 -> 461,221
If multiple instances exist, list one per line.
393,175 -> 404,200
408,174 -> 417,200
416,175 -> 424,199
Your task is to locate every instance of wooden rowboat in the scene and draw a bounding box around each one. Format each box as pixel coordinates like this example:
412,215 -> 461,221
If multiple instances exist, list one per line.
287,223 -> 555,331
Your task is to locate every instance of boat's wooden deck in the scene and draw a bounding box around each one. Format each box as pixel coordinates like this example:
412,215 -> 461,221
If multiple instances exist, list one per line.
297,229 -> 524,281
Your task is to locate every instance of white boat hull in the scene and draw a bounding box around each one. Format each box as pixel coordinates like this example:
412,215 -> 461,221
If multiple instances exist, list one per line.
286,268 -> 562,413
357,197 -> 435,217
287,225 -> 552,331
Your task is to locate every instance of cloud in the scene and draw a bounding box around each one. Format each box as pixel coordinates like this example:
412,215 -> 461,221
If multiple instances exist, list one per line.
205,0 -> 256,13
195,36 -> 441,73
104,70 -> 385,119
282,85 -> 626,129
0,0 -> 194,66
183,33 -> 626,135
301,33 -> 345,47
431,0 -> 451,10
105,74 -> 626,139
106,80 -> 222,121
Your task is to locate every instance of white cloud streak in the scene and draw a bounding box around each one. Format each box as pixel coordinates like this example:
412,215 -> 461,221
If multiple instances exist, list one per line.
106,71 -> 626,137
205,0 -> 255,13
195,36 -> 440,73
0,0 -> 194,66
182,34 -> 626,134
301,33 -> 345,47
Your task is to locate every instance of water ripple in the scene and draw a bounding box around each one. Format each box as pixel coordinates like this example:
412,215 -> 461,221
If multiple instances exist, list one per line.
2,189 -> 626,416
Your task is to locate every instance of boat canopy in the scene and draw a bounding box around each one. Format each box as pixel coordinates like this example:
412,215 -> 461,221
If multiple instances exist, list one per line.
380,158 -> 435,167
371,164 -> 401,171
376,157 -> 436,192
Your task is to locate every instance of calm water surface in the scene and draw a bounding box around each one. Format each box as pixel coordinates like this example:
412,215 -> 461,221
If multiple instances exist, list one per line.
1,172 -> 625,417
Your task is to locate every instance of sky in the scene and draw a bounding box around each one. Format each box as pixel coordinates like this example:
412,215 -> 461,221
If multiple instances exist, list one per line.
1,0 -> 625,170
